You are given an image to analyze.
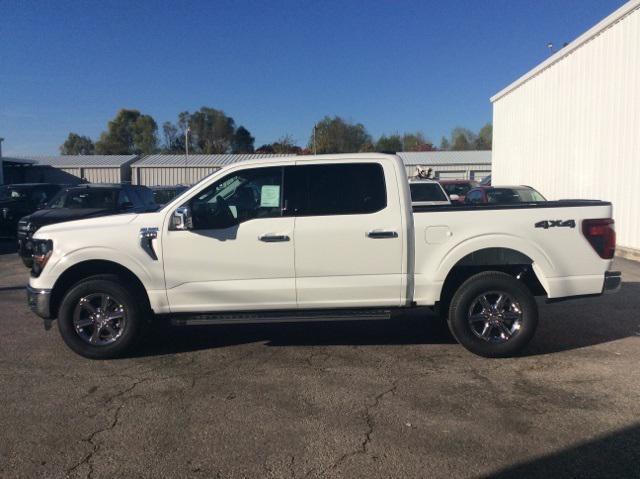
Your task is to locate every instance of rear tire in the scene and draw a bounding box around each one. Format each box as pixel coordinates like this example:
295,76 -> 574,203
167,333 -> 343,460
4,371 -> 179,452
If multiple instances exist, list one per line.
57,275 -> 145,359
447,271 -> 538,358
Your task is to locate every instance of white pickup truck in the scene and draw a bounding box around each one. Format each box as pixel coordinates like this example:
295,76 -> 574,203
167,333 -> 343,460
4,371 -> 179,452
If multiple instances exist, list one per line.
26,154 -> 621,359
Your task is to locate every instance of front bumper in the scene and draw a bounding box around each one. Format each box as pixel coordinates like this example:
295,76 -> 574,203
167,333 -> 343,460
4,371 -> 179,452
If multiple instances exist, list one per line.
26,285 -> 52,319
603,271 -> 622,294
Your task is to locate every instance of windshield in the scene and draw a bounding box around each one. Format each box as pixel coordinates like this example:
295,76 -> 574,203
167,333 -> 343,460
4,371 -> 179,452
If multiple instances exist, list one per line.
48,189 -> 118,209
487,188 -> 546,203
153,187 -> 187,206
442,182 -> 477,196
410,183 -> 448,202
0,186 -> 26,200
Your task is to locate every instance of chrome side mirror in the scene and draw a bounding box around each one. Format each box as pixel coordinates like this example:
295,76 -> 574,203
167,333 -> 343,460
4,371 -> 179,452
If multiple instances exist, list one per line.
171,206 -> 193,230
449,194 -> 460,202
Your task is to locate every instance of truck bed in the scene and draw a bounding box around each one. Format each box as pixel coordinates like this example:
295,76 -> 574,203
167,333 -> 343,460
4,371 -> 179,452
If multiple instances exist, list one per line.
411,199 -> 614,305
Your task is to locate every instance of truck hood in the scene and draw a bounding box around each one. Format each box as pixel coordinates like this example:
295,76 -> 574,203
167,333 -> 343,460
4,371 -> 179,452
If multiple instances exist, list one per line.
33,213 -> 140,238
23,207 -> 117,229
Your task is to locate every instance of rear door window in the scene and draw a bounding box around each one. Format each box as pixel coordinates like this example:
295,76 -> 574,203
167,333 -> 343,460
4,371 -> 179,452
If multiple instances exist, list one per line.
286,163 -> 386,216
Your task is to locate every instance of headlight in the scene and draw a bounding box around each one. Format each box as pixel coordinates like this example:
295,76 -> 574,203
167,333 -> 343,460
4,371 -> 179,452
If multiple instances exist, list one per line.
31,239 -> 53,277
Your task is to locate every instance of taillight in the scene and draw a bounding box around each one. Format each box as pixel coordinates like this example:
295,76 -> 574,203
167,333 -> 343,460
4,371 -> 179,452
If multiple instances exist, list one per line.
582,219 -> 615,259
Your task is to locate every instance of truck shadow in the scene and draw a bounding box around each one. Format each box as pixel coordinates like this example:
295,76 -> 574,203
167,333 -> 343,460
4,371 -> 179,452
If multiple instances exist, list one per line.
132,282 -> 640,358
481,423 -> 640,478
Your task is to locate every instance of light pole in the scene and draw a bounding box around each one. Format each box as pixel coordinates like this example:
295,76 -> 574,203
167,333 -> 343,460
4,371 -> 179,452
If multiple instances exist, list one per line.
313,124 -> 317,155
184,127 -> 191,184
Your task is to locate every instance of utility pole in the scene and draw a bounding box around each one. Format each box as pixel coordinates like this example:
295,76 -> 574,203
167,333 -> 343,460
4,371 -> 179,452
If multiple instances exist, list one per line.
184,127 -> 190,184
0,138 -> 4,185
313,124 -> 317,155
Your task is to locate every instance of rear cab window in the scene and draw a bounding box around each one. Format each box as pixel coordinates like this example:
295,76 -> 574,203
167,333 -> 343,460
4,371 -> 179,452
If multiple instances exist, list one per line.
285,163 -> 387,216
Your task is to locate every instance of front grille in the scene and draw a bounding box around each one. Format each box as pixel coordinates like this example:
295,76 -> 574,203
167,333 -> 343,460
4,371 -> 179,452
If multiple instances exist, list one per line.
17,220 -> 29,231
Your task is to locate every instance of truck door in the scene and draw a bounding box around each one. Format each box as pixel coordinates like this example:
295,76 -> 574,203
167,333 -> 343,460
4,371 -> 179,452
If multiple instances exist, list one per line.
287,161 -> 404,308
162,165 -> 296,312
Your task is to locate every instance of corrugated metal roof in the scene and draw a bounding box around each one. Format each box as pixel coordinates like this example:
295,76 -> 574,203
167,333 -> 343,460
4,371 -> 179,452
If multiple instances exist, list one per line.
133,154 -> 294,168
397,150 -> 492,166
491,0 -> 640,102
12,155 -> 138,167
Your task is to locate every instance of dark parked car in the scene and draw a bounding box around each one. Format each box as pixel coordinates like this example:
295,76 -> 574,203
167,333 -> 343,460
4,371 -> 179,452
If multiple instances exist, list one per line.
465,185 -> 546,204
0,183 -> 62,238
439,180 -> 479,202
18,184 -> 157,267
150,185 -> 189,206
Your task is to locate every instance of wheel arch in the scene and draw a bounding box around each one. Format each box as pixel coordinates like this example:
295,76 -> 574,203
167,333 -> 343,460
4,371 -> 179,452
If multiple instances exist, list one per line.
436,247 -> 548,315
49,260 -> 151,319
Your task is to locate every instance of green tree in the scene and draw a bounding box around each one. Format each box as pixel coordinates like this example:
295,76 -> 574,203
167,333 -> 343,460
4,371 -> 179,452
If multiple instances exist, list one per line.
60,133 -> 95,155
450,127 -> 476,151
188,107 -> 236,154
272,135 -> 301,154
475,123 -> 492,150
232,126 -> 255,153
375,134 -> 403,152
310,116 -> 372,154
162,121 -> 179,153
95,109 -> 158,155
439,136 -> 450,150
402,132 -> 434,151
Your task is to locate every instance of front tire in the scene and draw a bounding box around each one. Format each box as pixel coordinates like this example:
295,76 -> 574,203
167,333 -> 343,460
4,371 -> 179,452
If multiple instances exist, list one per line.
57,275 -> 144,359
447,271 -> 538,358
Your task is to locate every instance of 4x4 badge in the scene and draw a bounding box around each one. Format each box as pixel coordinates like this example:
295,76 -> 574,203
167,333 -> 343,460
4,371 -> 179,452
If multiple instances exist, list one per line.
535,220 -> 576,229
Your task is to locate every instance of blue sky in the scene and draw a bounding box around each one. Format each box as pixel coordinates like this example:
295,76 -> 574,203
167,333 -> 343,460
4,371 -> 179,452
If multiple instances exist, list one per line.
0,0 -> 626,155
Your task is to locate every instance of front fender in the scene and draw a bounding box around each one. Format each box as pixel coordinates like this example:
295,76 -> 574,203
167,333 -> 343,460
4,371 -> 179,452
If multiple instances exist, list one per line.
33,246 -> 159,291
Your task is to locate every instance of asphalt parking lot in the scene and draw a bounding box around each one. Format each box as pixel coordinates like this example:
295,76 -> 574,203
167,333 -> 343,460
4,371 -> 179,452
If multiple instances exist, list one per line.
1,241 -> 639,479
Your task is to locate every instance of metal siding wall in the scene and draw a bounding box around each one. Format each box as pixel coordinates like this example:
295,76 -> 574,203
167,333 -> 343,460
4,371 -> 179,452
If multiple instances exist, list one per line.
82,168 -> 121,183
492,7 -> 640,250
404,164 -> 491,180
134,167 -> 220,186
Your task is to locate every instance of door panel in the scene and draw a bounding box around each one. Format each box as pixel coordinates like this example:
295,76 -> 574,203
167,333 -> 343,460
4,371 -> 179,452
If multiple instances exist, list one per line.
162,166 -> 296,312
291,162 -> 404,308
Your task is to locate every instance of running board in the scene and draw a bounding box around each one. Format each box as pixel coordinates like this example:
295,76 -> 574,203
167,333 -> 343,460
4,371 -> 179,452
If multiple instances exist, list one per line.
170,308 -> 393,326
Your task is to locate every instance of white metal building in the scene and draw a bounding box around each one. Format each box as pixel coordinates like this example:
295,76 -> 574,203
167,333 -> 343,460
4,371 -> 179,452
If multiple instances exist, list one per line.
7,155 -> 139,184
491,0 -> 640,259
131,154 -> 294,186
398,151 -> 492,180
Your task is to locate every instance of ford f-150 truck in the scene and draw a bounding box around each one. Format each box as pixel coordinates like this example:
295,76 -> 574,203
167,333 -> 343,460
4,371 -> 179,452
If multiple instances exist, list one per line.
25,154 -> 621,359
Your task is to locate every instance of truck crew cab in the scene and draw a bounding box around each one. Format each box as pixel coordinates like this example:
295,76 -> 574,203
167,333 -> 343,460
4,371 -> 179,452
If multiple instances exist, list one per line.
26,154 -> 621,359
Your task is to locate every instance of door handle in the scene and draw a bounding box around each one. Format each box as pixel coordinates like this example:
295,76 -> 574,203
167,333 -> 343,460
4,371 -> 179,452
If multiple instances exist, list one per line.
259,234 -> 290,242
367,230 -> 398,239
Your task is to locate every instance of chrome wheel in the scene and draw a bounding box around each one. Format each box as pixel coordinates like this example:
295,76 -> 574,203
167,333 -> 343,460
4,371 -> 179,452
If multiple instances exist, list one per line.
467,291 -> 523,344
72,293 -> 127,346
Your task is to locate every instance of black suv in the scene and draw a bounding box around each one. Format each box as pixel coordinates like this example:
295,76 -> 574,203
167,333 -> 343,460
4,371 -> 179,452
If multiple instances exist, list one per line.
18,184 -> 157,267
0,184 -> 62,239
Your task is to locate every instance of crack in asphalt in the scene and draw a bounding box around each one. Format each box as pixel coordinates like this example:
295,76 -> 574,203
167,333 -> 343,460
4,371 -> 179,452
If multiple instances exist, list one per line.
64,347 -> 260,478
305,350 -> 330,370
305,380 -> 399,477
65,377 -> 153,478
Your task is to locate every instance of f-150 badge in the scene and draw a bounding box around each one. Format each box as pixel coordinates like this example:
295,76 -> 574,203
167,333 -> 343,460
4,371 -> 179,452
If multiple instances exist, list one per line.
535,220 -> 576,229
